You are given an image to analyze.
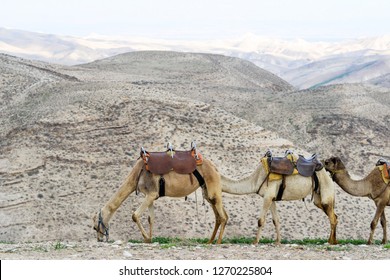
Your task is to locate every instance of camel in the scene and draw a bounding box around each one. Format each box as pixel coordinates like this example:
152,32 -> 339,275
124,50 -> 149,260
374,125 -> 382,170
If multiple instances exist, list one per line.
324,156 -> 390,244
220,153 -> 338,245
92,156 -> 228,244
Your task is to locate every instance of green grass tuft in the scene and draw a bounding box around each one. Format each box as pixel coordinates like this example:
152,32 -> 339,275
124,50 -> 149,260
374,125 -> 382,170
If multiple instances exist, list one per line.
127,236 -> 388,247
53,241 -> 67,250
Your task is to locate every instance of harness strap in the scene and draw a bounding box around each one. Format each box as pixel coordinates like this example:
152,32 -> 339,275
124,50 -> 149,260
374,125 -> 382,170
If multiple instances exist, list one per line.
135,167 -> 144,195
276,176 -> 286,201
313,172 -> 319,193
97,210 -> 109,241
192,169 -> 206,188
159,176 -> 165,197
257,172 -> 270,194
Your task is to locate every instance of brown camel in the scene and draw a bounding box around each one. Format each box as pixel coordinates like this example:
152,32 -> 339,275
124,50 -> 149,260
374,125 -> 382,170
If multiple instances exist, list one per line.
93,157 -> 228,244
324,156 -> 390,244
221,152 -> 338,245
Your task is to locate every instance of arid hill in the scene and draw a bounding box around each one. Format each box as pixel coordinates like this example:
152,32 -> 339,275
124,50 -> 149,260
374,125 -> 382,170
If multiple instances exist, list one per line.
0,52 -> 389,246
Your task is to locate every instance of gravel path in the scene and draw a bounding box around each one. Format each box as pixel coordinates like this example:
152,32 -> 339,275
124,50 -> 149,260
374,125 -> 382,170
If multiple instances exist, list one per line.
1,240 -> 389,260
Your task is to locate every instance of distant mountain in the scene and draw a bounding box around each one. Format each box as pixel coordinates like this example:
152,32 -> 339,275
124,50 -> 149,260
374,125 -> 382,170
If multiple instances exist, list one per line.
281,53 -> 390,89
0,28 -> 134,65
1,27 -> 390,89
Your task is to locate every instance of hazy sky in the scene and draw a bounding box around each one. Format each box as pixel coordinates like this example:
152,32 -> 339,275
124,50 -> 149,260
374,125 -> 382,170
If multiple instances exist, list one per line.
1,0 -> 389,40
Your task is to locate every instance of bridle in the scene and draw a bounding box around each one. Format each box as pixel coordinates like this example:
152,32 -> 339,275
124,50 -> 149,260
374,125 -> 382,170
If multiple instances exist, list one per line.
94,210 -> 109,241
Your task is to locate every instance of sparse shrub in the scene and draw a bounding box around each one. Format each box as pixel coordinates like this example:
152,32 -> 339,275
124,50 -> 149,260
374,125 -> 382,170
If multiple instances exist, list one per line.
54,241 -> 67,250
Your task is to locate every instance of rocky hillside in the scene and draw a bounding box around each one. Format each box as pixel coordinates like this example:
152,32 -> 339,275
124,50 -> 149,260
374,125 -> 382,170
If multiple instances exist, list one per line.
0,51 -> 389,246
241,83 -> 390,176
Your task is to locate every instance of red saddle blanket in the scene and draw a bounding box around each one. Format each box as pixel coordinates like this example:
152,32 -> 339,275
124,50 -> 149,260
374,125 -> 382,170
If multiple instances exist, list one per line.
376,159 -> 390,183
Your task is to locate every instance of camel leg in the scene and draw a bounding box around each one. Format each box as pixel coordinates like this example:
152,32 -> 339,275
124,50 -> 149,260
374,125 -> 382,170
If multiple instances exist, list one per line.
207,205 -> 221,244
324,203 -> 338,245
148,203 -> 155,242
214,202 -> 228,244
270,201 -> 281,244
205,195 -> 228,244
380,211 -> 387,244
254,196 -> 273,244
132,194 -> 157,243
313,195 -> 338,245
368,202 -> 386,245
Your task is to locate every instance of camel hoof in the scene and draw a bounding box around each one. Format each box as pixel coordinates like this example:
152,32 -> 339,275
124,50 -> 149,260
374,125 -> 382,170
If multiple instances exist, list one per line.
144,238 -> 152,243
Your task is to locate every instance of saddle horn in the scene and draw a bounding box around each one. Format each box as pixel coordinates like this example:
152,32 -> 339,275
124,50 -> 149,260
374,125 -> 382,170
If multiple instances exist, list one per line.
166,142 -> 174,158
191,141 -> 199,160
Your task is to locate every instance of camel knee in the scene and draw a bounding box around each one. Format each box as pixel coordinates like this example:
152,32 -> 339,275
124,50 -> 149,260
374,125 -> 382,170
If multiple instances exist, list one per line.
370,220 -> 378,231
207,196 -> 217,205
223,212 -> 229,225
321,203 -> 330,214
258,218 -> 265,228
132,213 -> 139,223
220,215 -> 228,225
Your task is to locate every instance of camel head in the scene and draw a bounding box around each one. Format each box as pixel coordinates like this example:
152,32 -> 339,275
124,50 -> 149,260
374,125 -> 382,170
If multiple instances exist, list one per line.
92,210 -> 110,242
324,156 -> 346,173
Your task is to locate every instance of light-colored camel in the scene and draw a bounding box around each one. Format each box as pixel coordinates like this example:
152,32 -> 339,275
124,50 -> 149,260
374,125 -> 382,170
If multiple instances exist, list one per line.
221,158 -> 338,245
93,158 -> 228,244
324,156 -> 390,244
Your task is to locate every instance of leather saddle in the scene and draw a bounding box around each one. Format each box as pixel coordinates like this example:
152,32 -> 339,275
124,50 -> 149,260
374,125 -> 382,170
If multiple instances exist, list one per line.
267,150 -> 323,177
296,154 -> 323,177
140,143 -> 201,175
268,156 -> 295,175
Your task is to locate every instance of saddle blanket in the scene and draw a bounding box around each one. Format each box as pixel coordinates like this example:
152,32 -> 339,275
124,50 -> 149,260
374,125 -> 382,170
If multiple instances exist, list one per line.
378,165 -> 390,184
261,156 -> 298,182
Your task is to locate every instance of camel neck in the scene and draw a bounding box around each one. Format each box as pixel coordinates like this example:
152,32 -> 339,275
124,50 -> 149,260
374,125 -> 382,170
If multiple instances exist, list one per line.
333,169 -> 372,197
101,160 -> 142,220
220,165 -> 265,194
